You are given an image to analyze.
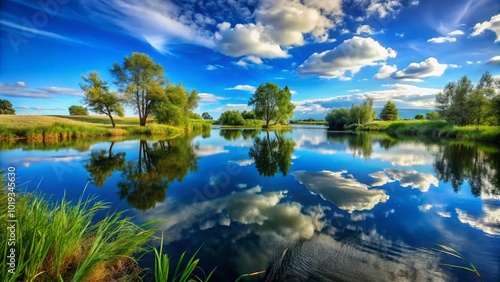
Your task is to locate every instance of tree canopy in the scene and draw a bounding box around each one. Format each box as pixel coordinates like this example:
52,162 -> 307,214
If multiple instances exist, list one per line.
80,71 -> 124,127
324,97 -> 375,130
248,82 -> 295,128
219,110 -> 244,126
111,52 -> 166,126
435,72 -> 499,126
68,105 -> 88,116
325,108 -> 350,130
379,100 -> 398,121
0,99 -> 15,115
153,83 -> 199,126
202,112 -> 213,120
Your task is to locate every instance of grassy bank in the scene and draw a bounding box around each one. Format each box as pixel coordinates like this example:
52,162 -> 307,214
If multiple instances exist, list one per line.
351,120 -> 500,143
0,115 -> 211,141
290,120 -> 327,126
0,188 -> 156,281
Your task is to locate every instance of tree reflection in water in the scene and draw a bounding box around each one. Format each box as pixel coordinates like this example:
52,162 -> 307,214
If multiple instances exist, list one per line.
84,141 -> 126,187
249,131 -> 295,177
326,132 -> 398,160
219,129 -> 261,141
433,143 -> 500,197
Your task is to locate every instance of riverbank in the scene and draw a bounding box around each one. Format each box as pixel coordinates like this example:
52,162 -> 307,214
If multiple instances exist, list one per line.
349,120 -> 500,143
0,115 -> 211,141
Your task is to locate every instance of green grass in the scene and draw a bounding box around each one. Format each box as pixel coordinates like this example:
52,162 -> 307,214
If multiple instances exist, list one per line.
0,115 -> 209,141
354,120 -> 500,143
290,120 -> 327,126
0,186 -> 156,282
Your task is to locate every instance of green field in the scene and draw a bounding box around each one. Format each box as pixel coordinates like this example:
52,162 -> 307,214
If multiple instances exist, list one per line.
0,115 -> 211,141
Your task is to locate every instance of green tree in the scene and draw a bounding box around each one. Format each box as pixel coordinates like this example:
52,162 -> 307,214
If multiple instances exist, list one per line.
241,110 -> 257,120
436,76 -> 473,126
349,97 -> 375,125
426,111 -> 440,120
68,105 -> 88,116
379,101 -> 398,121
111,52 -> 166,126
154,83 -> 199,126
0,99 -> 15,114
80,71 -> 124,128
325,108 -> 350,130
202,112 -> 213,120
248,82 -> 295,128
219,110 -> 244,125
415,114 -> 425,120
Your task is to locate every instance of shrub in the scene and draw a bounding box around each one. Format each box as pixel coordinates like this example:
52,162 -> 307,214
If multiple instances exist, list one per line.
219,110 -> 244,126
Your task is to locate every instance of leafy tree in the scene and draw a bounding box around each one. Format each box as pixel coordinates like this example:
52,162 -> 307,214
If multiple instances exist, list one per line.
68,105 -> 88,116
379,100 -> 398,121
190,112 -> 202,119
426,111 -> 440,120
202,112 -> 213,120
80,71 -> 124,128
111,52 -> 166,126
248,82 -> 295,128
0,99 -> 15,114
349,97 -> 375,125
219,110 -> 244,126
154,83 -> 199,126
436,76 -> 473,126
325,108 -> 350,130
241,110 -> 257,120
414,114 -> 425,120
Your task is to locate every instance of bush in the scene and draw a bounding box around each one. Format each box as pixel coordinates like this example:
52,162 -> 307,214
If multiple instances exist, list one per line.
325,108 -> 350,130
219,110 -> 244,126
426,111 -> 440,120
415,114 -> 425,120
68,105 -> 88,116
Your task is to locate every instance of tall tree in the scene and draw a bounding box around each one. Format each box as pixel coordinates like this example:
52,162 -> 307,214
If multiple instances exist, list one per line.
379,100 -> 398,121
68,105 -> 88,116
154,83 -> 198,126
248,82 -> 295,128
80,71 -> 124,128
436,76 -> 473,126
111,52 -> 166,126
0,99 -> 15,114
202,112 -> 213,120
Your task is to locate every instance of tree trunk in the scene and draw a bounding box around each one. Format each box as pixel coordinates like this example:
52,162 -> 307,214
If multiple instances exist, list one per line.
109,114 -> 116,128
140,116 -> 147,126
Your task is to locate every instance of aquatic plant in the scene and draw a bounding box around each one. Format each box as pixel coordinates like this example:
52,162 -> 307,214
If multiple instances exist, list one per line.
434,244 -> 482,281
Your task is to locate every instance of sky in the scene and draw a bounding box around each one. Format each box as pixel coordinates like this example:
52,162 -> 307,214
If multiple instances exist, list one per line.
0,0 -> 499,119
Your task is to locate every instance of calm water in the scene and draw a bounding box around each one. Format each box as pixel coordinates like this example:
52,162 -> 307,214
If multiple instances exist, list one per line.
1,127 -> 500,281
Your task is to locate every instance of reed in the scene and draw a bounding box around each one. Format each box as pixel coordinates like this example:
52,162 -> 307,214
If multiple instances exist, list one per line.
433,244 -> 482,282
0,186 -> 156,282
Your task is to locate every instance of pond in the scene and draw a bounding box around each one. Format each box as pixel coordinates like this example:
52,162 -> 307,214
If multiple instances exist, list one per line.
1,127 -> 499,281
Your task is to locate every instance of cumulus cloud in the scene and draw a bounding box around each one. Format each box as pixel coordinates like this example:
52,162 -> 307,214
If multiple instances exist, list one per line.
418,204 -> 433,212
486,56 -> 500,66
437,211 -> 451,218
427,36 -> 457,43
206,64 -> 223,71
296,36 -> 397,80
194,145 -> 229,157
456,201 -> 500,235
224,85 -> 257,92
370,169 -> 439,192
291,170 -> 389,213
375,57 -> 448,82
356,25 -> 376,35
0,82 -> 82,99
364,0 -> 403,19
471,14 -> 500,42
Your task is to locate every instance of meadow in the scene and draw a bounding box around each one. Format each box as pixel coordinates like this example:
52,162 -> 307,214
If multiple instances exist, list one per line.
0,115 -> 211,141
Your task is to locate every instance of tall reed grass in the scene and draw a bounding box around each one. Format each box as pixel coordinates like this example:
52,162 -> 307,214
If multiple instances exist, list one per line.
0,187 -> 156,282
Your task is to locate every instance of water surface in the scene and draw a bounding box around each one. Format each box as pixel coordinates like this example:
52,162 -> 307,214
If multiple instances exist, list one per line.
1,127 -> 499,281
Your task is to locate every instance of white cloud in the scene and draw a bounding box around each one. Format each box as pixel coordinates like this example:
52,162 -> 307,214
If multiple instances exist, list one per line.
215,23 -> 289,58
418,204 -> 432,212
437,211 -> 451,218
427,36 -> 457,43
198,93 -> 227,103
375,57 -> 448,82
448,64 -> 461,68
234,56 -> 266,68
224,85 -> 257,92
370,169 -> 439,192
296,36 -> 397,80
456,201 -> 500,235
409,0 -> 419,6
348,89 -> 361,92
486,56 -> 500,66
0,82 -> 82,99
79,1 -> 214,54
395,32 -> 404,37
466,60 -> 473,64
368,143 -> 437,166
356,25 -> 375,35
340,28 -> 350,34
206,64 -> 223,71
292,170 -> 389,213
366,0 -> 403,18
471,14 -> 500,42
229,159 -> 255,166
15,106 -> 65,111
194,145 -> 228,157
447,30 -> 464,36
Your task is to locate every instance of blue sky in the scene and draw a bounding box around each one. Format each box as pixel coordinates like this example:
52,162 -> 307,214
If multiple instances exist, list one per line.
1,0 -> 499,119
